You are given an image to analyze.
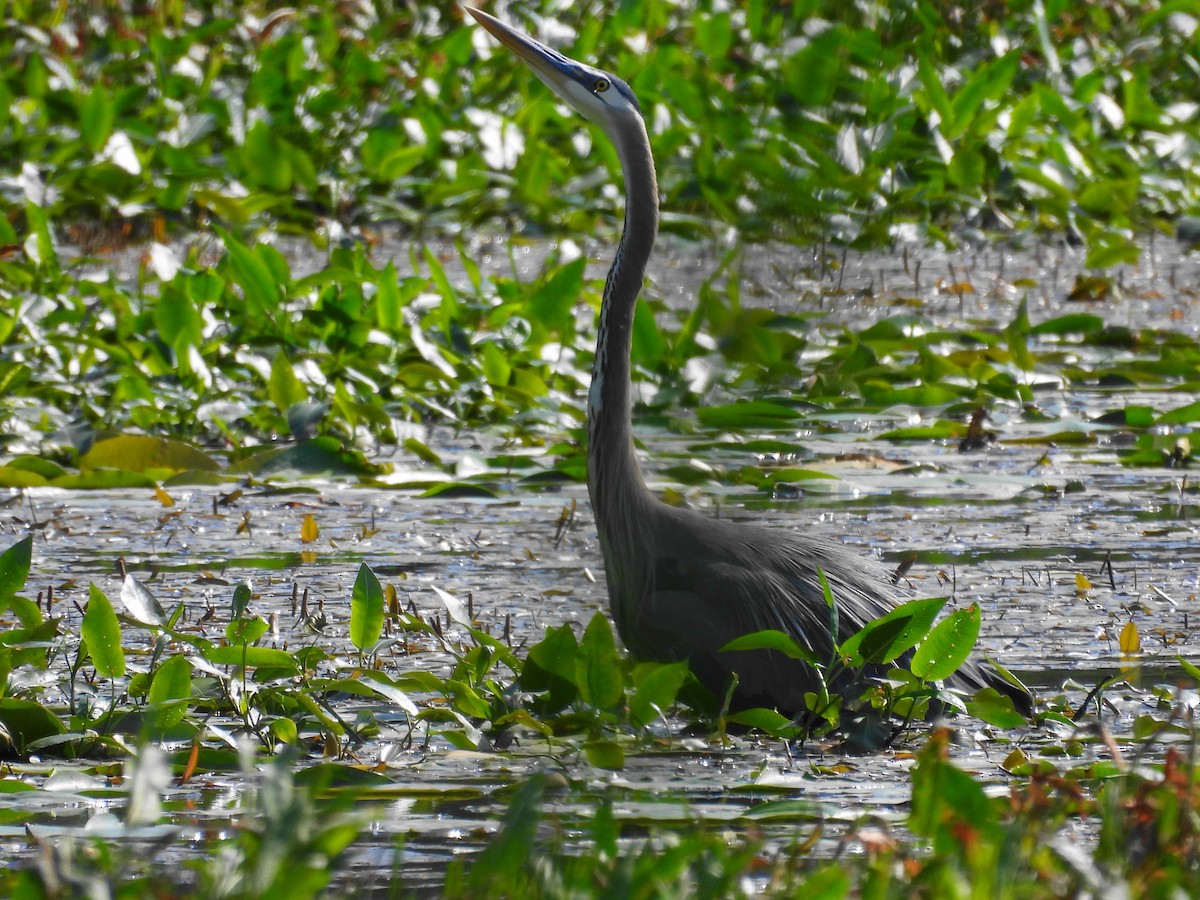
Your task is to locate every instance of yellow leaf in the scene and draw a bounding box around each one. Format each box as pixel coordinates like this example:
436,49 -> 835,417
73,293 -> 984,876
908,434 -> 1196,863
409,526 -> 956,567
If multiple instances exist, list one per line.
1119,620 -> 1140,655
154,485 -> 175,508
1002,748 -> 1030,773
301,514 -> 319,543
1075,573 -> 1092,592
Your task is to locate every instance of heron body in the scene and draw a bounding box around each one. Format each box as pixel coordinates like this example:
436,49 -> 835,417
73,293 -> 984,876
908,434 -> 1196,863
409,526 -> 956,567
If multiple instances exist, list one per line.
467,8 -> 1031,719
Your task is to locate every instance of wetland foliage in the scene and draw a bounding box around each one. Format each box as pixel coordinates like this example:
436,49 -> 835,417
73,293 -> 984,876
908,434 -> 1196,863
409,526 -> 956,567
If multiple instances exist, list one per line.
1,0 -> 1199,896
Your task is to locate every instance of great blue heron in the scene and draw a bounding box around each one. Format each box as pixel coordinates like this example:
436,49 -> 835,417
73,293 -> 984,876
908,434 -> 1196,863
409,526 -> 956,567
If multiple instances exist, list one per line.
467,8 -> 1032,719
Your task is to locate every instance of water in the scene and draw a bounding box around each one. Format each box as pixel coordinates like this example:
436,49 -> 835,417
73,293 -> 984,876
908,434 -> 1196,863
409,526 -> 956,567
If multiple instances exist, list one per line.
4,236 -> 1200,890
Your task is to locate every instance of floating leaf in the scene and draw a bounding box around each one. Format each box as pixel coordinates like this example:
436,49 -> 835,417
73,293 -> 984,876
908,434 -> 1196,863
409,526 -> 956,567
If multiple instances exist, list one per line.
79,435 -> 218,474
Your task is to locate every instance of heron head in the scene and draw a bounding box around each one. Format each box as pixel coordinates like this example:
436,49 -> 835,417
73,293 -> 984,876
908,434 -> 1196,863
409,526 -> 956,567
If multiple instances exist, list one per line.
466,7 -> 644,141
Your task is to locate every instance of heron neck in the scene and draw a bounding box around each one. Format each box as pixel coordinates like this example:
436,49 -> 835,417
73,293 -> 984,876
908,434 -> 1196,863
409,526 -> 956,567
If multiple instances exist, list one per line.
586,116 -> 659,527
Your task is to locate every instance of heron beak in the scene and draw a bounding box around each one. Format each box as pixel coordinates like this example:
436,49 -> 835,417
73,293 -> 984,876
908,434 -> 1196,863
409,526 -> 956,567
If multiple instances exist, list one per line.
465,7 -> 580,97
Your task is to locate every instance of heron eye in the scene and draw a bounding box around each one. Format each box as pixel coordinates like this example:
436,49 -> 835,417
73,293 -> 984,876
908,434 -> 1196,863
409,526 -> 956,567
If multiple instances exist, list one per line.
594,78 -> 609,93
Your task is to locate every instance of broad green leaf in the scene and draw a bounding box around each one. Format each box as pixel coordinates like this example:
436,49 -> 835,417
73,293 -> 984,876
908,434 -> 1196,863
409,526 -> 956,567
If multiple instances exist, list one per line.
226,615 -> 269,646
721,629 -> 819,665
481,342 -> 511,387
697,401 -> 802,429
1158,401 -> 1200,425
0,536 -> 32,606
576,613 -> 623,709
965,687 -> 1026,729
79,435 -> 218,474
526,257 -> 584,338
155,286 -> 203,348
0,467 -> 48,488
269,354 -> 308,413
839,597 -> 947,666
79,86 -> 115,152
350,563 -> 385,652
147,655 -> 192,730
220,230 -> 280,317
148,655 -> 192,705
81,584 -> 124,679
204,645 -> 298,669
52,470 -> 157,489
522,623 -> 579,688
583,739 -> 625,770
629,661 -> 689,727
911,604 -> 981,681
0,698 -> 68,756
1029,314 -> 1104,336
120,576 -> 166,627
909,733 -> 993,839
630,297 -> 667,367
725,707 -> 797,737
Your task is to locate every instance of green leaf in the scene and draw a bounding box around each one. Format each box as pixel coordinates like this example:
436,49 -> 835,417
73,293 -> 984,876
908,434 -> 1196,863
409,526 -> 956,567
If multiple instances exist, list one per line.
268,353 -> 308,413
583,739 -> 625,770
721,629 -> 819,666
220,230 -> 280,317
1158,401 -> 1200,425
81,584 -> 125,679
79,435 -> 218,474
1178,656 -> 1200,685
911,604 -> 981,681
481,342 -> 511,387
350,563 -> 385,652
147,655 -> 192,730
204,646 -> 298,669
630,297 -> 667,367
839,597 -> 947,666
51,470 -> 157,490
909,733 -> 993,839
725,707 -> 798,737
155,286 -> 204,349
231,582 -> 252,620
0,698 -> 69,757
629,661 -> 689,727
469,775 -> 543,885
575,613 -> 623,709
1029,314 -> 1104,336
965,687 -> 1026,729
526,257 -> 584,338
522,623 -> 579,687
226,614 -> 269,646
697,401 -> 802,429
0,536 -> 32,607
79,86 -> 115,153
